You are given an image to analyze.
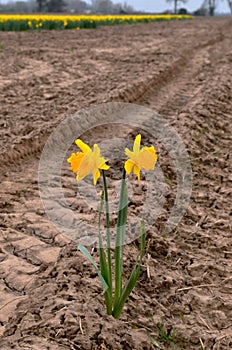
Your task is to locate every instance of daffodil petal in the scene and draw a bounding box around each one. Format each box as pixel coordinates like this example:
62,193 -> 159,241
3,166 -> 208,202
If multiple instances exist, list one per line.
134,164 -> 141,180
133,134 -> 141,153
124,159 -> 134,174
125,148 -> 135,159
93,144 -> 100,157
96,156 -> 108,168
75,139 -> 91,153
76,152 -> 93,180
138,146 -> 158,170
99,163 -> 110,170
93,169 -> 100,185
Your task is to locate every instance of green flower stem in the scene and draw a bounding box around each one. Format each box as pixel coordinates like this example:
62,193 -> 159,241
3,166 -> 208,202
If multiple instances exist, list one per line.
98,191 -> 112,315
114,168 -> 128,311
102,170 -> 112,313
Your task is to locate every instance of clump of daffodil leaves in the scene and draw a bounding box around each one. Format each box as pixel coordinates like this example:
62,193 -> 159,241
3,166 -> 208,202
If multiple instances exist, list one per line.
67,134 -> 158,319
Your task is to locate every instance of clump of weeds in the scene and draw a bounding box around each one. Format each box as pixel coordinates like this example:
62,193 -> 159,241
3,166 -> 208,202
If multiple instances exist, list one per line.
147,320 -> 193,349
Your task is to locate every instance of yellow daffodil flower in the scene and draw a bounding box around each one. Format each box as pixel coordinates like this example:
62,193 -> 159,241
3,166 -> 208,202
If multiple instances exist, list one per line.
124,134 -> 158,180
67,139 -> 109,185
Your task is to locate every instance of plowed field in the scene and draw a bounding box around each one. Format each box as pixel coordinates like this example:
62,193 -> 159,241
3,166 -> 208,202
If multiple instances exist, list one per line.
0,17 -> 232,349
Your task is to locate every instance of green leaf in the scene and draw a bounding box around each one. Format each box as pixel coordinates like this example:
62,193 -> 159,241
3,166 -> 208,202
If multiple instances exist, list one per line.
113,262 -> 141,319
113,223 -> 146,319
78,244 -> 108,294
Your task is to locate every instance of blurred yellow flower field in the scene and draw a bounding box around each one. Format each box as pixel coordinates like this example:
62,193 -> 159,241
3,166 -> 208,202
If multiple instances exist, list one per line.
0,14 -> 193,31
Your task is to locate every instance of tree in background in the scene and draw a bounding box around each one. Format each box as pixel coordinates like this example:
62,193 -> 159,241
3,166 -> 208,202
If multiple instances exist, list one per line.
208,0 -> 215,15
47,0 -> 66,12
227,0 -> 232,14
194,0 -> 231,16
36,0 -> 66,12
206,0 -> 232,16
66,0 -> 89,13
166,0 -> 188,14
0,0 -> 134,13
91,0 -> 112,13
114,2 -> 134,13
193,1 -> 208,15
37,0 -> 46,12
91,0 -> 133,14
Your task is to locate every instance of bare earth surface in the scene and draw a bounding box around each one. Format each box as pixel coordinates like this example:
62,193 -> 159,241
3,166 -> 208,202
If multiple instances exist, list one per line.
0,18 -> 232,349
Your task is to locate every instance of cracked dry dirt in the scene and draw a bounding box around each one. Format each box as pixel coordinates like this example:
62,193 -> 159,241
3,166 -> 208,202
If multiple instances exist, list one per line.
0,18 -> 232,349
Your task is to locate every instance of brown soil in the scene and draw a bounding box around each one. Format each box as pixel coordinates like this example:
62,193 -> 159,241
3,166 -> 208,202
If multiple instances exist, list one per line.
0,17 -> 232,349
